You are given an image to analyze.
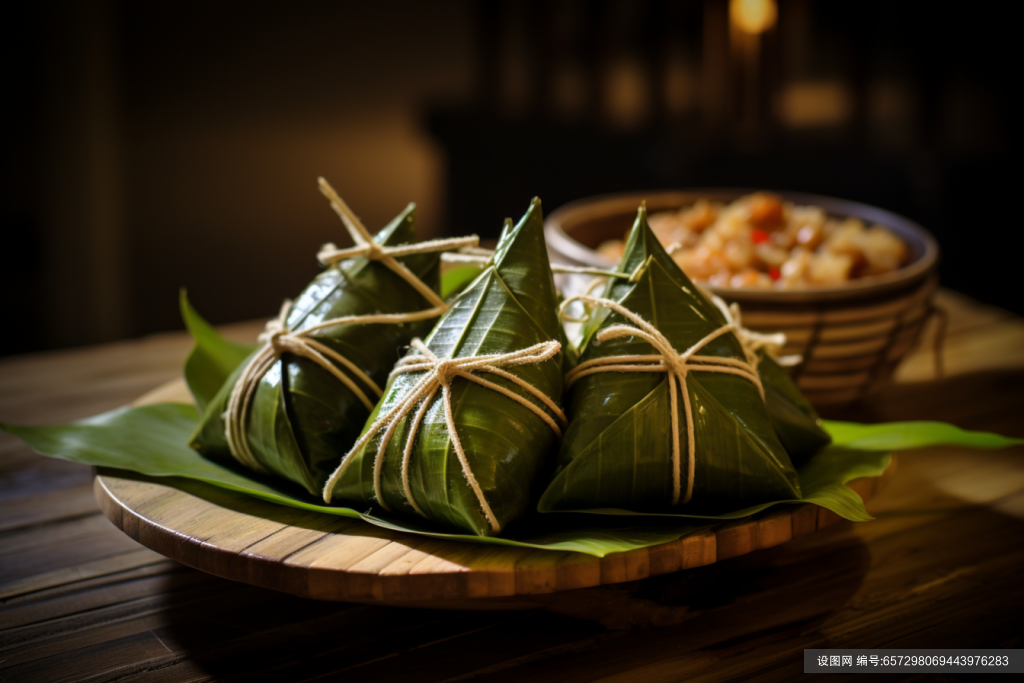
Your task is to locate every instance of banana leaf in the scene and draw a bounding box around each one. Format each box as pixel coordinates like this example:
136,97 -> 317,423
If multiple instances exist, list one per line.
2,401 -> 708,555
180,290 -> 256,413
190,205 -> 443,497
327,198 -> 565,536
608,206 -> 831,465
539,206 -> 804,514
6,298 -> 1021,553
5,401 -> 1021,555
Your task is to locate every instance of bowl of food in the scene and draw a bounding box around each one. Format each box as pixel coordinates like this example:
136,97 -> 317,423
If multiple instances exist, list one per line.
545,190 -> 940,406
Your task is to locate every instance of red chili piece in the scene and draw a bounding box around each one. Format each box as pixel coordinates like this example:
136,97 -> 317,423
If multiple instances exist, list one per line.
752,228 -> 770,244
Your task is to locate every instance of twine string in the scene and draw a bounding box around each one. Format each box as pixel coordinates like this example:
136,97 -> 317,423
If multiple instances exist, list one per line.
440,249 -> 633,280
322,339 -> 565,533
221,178 -> 479,474
695,285 -> 803,368
559,295 -> 766,505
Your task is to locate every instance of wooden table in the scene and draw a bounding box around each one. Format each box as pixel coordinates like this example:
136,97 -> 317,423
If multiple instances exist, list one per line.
2,289 -> 1022,682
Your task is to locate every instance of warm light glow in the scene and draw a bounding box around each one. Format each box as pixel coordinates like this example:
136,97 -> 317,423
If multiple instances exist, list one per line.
604,57 -> 649,129
730,0 -> 777,35
778,81 -> 852,128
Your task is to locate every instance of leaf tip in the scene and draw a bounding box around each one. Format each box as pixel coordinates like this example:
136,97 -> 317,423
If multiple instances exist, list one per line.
179,288 -> 197,330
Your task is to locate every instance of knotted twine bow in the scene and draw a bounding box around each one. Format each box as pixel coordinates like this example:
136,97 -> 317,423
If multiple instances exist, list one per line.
560,295 -> 767,506
697,286 -> 803,368
323,339 -> 566,533
222,178 -> 479,475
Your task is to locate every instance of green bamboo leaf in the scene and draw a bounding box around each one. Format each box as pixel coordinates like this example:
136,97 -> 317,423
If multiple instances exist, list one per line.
824,420 -> 1024,451
541,371 -> 802,514
1,403 -> 705,556
441,265 -> 485,300
5,401 -> 1017,553
580,204 -> 709,344
180,290 -> 255,413
797,448 -> 891,521
490,199 -> 562,340
543,253 -> 800,514
542,446 -> 891,522
539,408 -> 1024,523
190,204 -> 445,496
1,403 -> 327,504
330,199 -> 565,536
606,205 -> 831,464
604,205 -> 723,325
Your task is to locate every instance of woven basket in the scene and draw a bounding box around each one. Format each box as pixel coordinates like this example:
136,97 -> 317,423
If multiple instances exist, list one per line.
545,190 -> 940,407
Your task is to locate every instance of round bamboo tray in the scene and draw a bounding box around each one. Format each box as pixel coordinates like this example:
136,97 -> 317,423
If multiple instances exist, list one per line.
90,379 -> 896,610
545,190 -> 940,406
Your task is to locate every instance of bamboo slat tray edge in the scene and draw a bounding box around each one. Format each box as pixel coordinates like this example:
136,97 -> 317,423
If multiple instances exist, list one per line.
92,379 -> 896,608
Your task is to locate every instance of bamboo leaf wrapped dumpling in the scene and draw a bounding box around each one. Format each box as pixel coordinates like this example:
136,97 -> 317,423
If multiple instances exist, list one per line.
604,209 -> 831,466
538,206 -> 804,514
190,179 -> 477,496
324,198 -> 565,536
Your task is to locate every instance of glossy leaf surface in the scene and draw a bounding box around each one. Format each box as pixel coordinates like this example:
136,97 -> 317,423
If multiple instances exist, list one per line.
822,419 -> 1024,451
440,265 -> 485,300
606,207 -> 831,464
542,208 -> 803,514
190,206 -> 443,496
180,290 -> 255,413
329,199 -> 565,536
5,403 -> 1020,554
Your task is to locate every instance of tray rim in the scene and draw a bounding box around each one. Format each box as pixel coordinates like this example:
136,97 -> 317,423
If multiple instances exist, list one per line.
93,468 -> 893,605
91,378 -> 896,605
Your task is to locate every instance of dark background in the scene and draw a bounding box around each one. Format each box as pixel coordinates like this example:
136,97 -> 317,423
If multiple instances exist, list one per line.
2,0 -> 1016,356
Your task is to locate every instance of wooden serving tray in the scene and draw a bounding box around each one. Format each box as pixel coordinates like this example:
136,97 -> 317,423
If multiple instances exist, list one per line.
92,380 -> 895,610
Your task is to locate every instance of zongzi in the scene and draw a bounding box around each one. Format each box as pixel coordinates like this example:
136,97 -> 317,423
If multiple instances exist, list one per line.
539,205 -> 808,514
190,179 -> 477,496
606,204 -> 831,466
324,198 -> 565,536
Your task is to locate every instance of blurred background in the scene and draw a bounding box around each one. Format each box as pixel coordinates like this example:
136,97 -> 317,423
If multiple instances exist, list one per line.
2,0 -> 1016,356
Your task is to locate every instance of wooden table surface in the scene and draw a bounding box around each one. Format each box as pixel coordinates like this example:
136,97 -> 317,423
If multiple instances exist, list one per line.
2,289 -> 1022,683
